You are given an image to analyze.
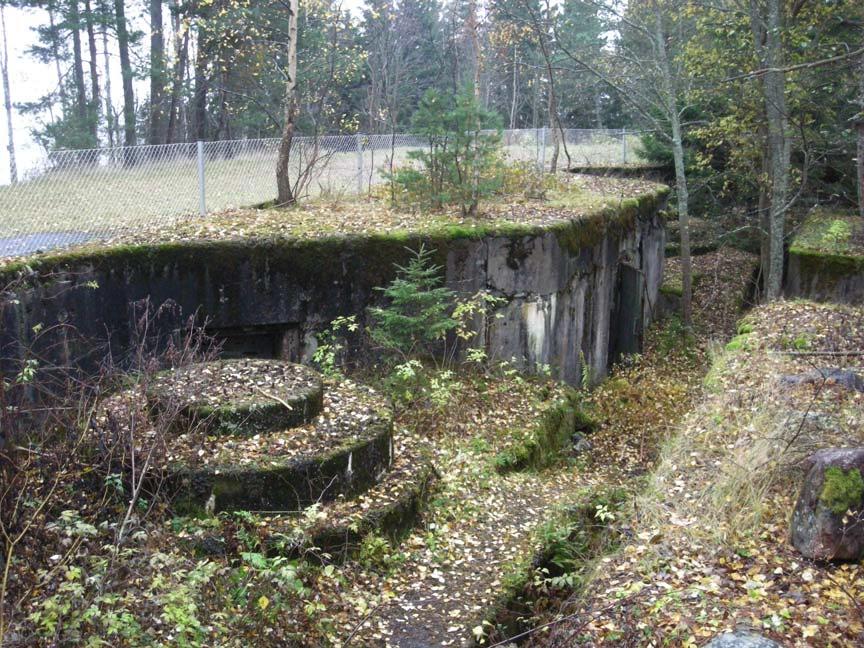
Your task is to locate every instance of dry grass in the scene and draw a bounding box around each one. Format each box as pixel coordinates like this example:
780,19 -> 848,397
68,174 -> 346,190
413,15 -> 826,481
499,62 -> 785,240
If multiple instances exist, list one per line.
541,299 -> 864,647
0,140 -> 646,238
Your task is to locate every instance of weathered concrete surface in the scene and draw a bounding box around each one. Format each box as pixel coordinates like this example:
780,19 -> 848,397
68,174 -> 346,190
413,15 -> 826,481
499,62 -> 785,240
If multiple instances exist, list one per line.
1,194 -> 666,386
786,251 -> 864,304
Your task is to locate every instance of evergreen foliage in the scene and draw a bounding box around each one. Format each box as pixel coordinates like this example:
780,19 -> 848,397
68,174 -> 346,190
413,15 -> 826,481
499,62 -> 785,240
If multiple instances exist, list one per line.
390,88 -> 503,216
368,245 -> 457,357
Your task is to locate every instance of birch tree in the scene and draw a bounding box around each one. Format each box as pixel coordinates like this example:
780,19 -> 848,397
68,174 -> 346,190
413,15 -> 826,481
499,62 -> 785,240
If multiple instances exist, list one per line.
0,1 -> 16,184
275,0 -> 298,205
546,0 -> 696,326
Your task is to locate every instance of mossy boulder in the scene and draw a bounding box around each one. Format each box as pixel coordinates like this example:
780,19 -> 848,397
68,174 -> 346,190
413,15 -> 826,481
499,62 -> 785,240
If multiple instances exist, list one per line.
791,447 -> 864,561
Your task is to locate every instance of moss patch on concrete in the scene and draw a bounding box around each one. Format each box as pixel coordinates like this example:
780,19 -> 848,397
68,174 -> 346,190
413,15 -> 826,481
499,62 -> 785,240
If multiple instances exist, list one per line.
789,209 -> 864,276
494,391 -> 597,473
170,416 -> 394,515
0,178 -> 668,282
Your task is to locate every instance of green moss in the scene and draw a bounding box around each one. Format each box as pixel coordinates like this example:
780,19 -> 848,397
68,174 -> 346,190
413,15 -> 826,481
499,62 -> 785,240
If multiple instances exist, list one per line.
1,185 -> 670,287
494,391 -> 596,473
820,466 -> 864,516
789,246 -> 864,276
660,283 -> 683,298
703,352 -> 730,393
788,210 -> 864,281
725,333 -> 752,352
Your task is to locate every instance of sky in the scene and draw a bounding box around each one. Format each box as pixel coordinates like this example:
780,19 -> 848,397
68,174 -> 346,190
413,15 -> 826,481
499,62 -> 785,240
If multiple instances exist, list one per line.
0,1 -> 374,186
0,6 -> 59,185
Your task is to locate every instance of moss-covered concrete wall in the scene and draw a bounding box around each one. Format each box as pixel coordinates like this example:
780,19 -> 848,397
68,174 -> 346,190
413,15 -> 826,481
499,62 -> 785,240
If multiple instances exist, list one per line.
0,189 -> 666,385
785,210 -> 864,304
786,250 -> 864,304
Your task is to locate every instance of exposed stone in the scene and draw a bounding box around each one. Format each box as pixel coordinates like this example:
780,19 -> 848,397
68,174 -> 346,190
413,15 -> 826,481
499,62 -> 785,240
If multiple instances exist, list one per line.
571,432 -> 592,455
791,447 -> 864,561
780,368 -> 864,393
704,630 -> 782,648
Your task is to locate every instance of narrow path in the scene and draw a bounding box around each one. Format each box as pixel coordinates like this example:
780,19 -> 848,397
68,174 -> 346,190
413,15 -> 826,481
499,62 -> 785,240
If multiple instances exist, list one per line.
338,248 -> 758,648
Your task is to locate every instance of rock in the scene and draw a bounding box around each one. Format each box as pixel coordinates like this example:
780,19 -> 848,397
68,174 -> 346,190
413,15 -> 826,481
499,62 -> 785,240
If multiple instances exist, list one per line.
704,630 -> 781,647
197,534 -> 227,556
571,432 -> 592,455
791,447 -> 864,561
779,368 -> 864,392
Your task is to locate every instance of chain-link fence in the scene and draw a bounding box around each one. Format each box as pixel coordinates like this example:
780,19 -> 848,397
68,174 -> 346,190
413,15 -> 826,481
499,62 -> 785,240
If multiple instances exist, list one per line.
0,128 -> 642,257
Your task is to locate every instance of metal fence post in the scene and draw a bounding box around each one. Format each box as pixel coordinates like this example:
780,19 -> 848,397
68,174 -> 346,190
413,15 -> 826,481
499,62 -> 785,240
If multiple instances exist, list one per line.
196,141 -> 206,216
356,134 -> 364,194
540,126 -> 547,171
621,128 -> 628,165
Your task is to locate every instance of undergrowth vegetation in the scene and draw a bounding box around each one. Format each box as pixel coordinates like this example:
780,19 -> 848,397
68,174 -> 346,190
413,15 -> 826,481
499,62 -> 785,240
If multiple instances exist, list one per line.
532,299 -> 864,647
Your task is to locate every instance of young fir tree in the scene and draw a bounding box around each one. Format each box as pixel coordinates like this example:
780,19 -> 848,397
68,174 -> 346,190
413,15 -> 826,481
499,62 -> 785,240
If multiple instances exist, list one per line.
368,245 -> 457,357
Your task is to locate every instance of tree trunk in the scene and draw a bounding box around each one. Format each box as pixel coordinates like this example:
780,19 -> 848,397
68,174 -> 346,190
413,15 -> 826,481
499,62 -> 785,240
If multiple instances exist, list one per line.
548,88 -> 559,173
467,0 -> 481,217
594,91 -> 604,129
275,0 -> 298,205
84,0 -> 100,144
166,24 -> 189,144
100,0 -> 115,147
114,0 -> 136,148
857,118 -> 863,220
192,27 -> 209,142
509,43 -> 518,129
750,0 -> 789,300
149,0 -> 165,144
856,51 -> 863,219
0,3 -> 16,184
70,0 -> 89,128
758,146 -> 770,296
655,2 -> 692,327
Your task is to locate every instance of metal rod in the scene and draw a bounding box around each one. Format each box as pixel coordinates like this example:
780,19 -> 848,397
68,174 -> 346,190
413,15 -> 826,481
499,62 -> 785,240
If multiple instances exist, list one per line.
197,140 -> 206,216
356,134 -> 364,195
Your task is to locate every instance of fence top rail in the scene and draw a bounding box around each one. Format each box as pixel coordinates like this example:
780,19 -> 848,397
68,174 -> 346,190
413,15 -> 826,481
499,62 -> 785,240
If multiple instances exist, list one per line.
41,127 -> 643,157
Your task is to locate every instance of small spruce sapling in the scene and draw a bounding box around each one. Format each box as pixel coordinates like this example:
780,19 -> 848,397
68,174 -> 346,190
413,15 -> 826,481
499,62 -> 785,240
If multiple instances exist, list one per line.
368,245 -> 457,359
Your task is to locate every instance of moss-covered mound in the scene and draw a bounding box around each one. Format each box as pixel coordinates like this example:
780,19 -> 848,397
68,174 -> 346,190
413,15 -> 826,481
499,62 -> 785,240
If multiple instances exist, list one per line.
147,359 -> 324,436
264,437 -> 438,562
786,209 -> 864,303
102,370 -> 394,515
790,209 -> 864,258
789,209 -> 864,274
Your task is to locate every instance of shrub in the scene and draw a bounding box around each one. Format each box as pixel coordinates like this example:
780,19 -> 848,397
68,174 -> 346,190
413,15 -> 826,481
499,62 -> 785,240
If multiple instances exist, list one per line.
389,87 -> 503,216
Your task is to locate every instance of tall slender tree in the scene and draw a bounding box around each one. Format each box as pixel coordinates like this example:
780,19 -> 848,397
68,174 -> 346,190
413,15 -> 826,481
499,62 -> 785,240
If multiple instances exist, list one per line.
83,0 -> 100,143
0,1 -> 16,183
275,0 -> 298,205
149,0 -> 165,144
68,0 -> 89,134
747,0 -> 789,300
114,0 -> 136,147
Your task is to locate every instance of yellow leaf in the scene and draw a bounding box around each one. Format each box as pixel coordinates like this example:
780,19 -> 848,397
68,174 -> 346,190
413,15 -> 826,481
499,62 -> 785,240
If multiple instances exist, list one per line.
802,625 -> 819,638
257,595 -> 270,610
